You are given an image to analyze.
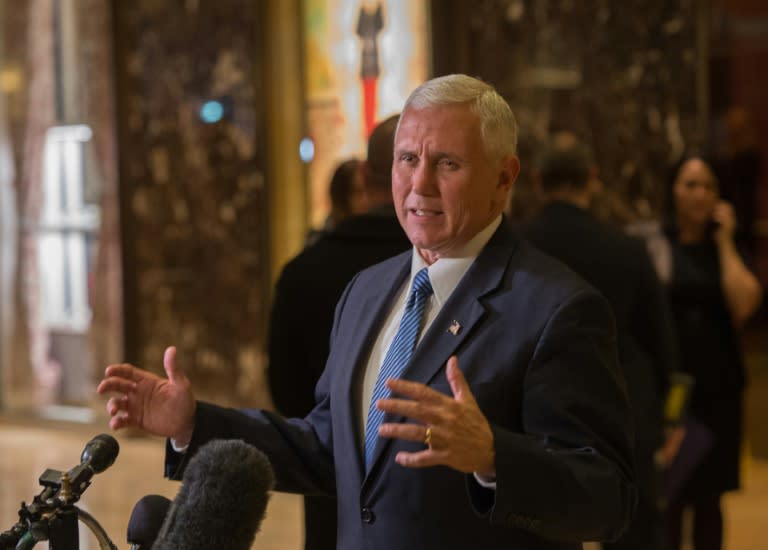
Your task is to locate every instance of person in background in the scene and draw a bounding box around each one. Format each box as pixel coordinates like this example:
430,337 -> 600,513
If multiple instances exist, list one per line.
523,132 -> 676,550
663,155 -> 763,550
267,114 -> 410,550
711,107 -> 761,257
306,158 -> 368,247
98,74 -> 636,550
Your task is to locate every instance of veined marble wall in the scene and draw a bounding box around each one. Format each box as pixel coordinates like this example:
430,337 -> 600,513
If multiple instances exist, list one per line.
112,1 -> 269,407
432,0 -> 701,222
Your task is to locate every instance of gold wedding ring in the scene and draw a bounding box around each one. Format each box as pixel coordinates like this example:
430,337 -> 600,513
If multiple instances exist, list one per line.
424,426 -> 433,446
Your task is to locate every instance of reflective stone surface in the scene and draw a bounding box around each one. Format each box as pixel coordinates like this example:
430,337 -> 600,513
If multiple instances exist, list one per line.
112,1 -> 270,407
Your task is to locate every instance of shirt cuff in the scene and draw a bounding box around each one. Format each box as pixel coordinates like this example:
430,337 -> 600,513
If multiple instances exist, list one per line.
473,472 -> 497,489
170,438 -> 189,453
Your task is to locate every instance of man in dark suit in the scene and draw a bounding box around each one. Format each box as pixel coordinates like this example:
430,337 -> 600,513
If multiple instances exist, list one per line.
523,132 -> 677,549
267,114 -> 410,550
98,74 -> 637,549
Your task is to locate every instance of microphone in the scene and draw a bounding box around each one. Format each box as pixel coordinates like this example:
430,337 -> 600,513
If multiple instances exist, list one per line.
127,495 -> 172,550
35,433 -> 120,506
152,439 -> 275,550
62,433 -> 121,496
80,433 -> 121,473
0,434 -> 120,550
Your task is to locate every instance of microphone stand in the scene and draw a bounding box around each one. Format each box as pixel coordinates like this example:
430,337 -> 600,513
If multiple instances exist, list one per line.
0,472 -> 118,550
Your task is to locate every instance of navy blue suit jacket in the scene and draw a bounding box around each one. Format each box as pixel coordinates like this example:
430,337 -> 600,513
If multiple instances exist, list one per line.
167,223 -> 636,549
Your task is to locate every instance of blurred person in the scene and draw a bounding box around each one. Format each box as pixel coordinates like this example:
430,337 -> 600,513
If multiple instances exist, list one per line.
306,158 -> 368,247
663,155 -> 763,550
98,74 -> 637,549
620,174 -> 674,285
505,133 -> 543,223
523,132 -> 676,550
711,107 -> 762,256
267,114 -> 410,550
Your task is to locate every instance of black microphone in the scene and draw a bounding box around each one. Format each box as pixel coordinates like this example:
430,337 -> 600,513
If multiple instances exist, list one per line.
152,439 -> 275,550
80,433 -> 121,473
61,433 -> 121,497
127,495 -> 172,550
0,434 -> 120,550
39,434 -> 120,501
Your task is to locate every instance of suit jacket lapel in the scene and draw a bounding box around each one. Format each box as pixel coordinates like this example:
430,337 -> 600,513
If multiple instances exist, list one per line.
407,224 -> 518,392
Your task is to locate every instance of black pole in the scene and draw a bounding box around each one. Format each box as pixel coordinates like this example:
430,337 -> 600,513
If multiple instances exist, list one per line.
47,508 -> 79,550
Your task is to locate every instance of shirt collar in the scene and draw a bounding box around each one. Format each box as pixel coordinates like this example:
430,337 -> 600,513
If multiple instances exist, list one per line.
409,216 -> 502,306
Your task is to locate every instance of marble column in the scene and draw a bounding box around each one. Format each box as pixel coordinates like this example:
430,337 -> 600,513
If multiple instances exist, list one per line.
0,0 -> 14,408
112,1 -> 270,407
75,0 -> 123,404
431,0 -> 700,222
0,0 -> 59,409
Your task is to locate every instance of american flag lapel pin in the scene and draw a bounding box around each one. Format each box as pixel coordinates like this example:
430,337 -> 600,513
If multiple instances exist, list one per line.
447,320 -> 461,335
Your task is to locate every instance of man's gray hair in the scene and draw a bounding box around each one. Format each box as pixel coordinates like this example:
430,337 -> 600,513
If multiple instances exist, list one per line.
401,74 -> 518,162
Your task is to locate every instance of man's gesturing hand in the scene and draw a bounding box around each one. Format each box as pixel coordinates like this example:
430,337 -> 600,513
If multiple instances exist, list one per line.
376,356 -> 495,477
96,346 -> 197,446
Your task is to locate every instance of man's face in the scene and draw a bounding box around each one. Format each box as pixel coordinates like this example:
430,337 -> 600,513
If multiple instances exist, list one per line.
392,103 -> 519,264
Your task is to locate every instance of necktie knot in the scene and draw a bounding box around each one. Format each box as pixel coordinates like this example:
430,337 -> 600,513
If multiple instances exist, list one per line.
408,267 -> 433,305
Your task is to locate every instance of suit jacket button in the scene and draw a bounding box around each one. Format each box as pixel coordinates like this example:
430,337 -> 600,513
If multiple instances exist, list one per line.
361,507 -> 375,524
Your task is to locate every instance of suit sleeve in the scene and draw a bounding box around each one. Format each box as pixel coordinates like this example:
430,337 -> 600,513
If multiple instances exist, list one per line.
164,277 -> 364,496
163,390 -> 338,497
469,289 -> 637,542
165,400 -> 336,497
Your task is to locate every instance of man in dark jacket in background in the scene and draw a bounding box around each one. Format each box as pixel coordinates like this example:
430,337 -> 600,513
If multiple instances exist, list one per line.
523,132 -> 677,550
267,114 -> 410,550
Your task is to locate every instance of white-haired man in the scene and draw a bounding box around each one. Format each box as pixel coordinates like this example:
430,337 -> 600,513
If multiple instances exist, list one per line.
99,74 -> 636,549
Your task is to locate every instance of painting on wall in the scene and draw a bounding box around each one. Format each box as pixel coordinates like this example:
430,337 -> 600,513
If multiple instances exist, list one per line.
303,0 -> 429,226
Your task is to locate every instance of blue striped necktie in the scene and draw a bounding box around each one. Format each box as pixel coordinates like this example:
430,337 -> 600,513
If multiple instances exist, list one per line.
364,267 -> 433,468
